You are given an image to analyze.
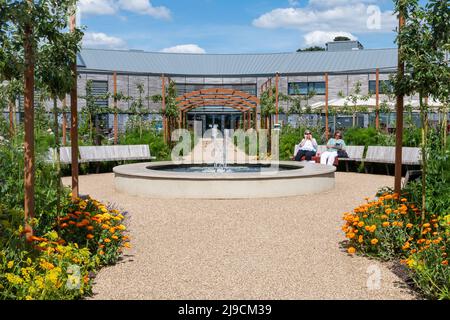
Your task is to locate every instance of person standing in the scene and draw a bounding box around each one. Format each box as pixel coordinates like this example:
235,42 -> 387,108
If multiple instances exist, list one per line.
321,131 -> 346,166
295,130 -> 318,162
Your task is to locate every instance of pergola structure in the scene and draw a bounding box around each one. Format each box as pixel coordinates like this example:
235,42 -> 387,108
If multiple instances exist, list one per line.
175,88 -> 260,131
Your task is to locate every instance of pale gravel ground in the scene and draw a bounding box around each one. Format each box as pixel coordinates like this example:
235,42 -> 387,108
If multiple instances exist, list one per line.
63,172 -> 417,300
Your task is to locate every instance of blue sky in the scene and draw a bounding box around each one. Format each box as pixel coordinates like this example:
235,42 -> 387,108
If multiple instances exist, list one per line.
79,0 -> 403,53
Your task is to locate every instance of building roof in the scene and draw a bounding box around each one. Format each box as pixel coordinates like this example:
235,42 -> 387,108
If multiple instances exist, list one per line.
77,48 -> 398,77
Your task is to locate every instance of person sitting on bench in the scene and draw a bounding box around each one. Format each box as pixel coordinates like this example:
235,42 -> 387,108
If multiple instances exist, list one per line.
295,130 -> 318,162
321,131 -> 346,166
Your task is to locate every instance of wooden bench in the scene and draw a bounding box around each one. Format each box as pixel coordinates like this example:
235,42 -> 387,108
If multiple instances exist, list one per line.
364,146 -> 421,174
47,145 -> 155,164
46,147 -> 73,165
79,145 -> 155,163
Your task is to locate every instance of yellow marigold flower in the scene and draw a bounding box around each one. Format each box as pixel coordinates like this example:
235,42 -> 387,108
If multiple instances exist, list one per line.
7,261 -> 14,269
123,242 -> 131,249
363,214 -> 368,219
117,224 -> 126,231
406,223 -> 413,229
25,296 -> 33,300
5,273 -> 23,285
392,221 -> 398,227
101,224 -> 109,230
358,235 -> 364,243
402,242 -> 410,250
109,227 -> 116,233
357,221 -> 364,228
371,239 -> 379,245
423,223 -> 431,228
385,209 -> 392,215
40,260 -> 55,270
347,247 -> 356,254
346,232 -> 356,239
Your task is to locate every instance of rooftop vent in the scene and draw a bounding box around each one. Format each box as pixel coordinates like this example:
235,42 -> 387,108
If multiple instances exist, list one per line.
326,41 -> 364,52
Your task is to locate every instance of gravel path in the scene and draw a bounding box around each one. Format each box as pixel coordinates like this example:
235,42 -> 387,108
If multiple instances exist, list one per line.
63,172 -> 416,300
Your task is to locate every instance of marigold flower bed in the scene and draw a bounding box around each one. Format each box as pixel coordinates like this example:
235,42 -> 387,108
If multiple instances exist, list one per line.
0,195 -> 130,300
342,191 -> 450,299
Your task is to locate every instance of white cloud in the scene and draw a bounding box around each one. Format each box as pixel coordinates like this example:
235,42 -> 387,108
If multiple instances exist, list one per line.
160,44 -> 206,54
83,32 -> 127,49
78,0 -> 117,15
79,0 -> 171,19
303,31 -> 357,46
118,0 -> 171,20
288,0 -> 299,6
253,0 -> 396,33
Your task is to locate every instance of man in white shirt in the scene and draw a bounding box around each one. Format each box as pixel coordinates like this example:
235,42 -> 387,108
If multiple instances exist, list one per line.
294,130 -> 318,161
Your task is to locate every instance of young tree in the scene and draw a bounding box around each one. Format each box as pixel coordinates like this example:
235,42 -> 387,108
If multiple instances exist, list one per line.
391,0 -> 450,220
36,28 -> 83,215
152,80 -> 179,144
339,81 -> 371,127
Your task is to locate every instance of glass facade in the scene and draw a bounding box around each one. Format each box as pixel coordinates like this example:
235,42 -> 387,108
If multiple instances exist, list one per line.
91,80 -> 109,107
288,82 -> 326,95
369,80 -> 393,94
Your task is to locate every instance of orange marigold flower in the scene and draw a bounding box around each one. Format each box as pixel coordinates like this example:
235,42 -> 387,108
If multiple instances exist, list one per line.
371,239 -> 379,245
112,235 -> 119,240
60,223 -> 68,228
346,232 -> 356,239
423,223 -> 431,228
347,247 -> 356,254
86,234 -> 94,240
358,221 -> 364,228
406,223 -> 413,229
382,222 -> 390,227
101,224 -> 109,230
442,260 -> 448,266
401,198 -> 407,202
358,235 -> 364,243
87,226 -> 94,231
123,242 -> 131,248
99,250 -> 105,255
402,242 -> 410,250
104,238 -> 111,243
109,227 -> 116,233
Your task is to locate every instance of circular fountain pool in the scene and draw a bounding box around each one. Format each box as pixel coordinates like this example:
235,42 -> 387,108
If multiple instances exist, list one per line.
113,161 -> 336,199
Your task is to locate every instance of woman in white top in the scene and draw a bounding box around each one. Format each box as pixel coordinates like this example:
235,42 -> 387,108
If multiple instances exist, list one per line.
294,130 -> 318,161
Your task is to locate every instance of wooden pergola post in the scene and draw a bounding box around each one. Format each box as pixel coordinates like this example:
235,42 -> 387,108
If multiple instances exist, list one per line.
275,72 -> 280,124
23,0 -> 35,240
247,110 -> 251,130
375,68 -> 380,130
161,74 -> 166,143
70,11 -> 79,201
113,72 -> 118,145
62,97 -> 67,146
325,73 -> 329,140
394,11 -> 405,194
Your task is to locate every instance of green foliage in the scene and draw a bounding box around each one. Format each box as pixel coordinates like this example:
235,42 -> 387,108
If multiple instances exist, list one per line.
403,130 -> 450,217
120,124 -> 171,161
296,46 -> 325,52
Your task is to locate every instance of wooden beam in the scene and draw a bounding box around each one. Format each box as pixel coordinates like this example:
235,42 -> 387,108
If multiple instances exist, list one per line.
325,73 -> 329,140
113,72 -> 118,145
162,74 -> 166,143
376,68 -> 380,130
24,0 -> 35,240
394,11 -> 405,194
70,12 -> 79,201
275,73 -> 280,124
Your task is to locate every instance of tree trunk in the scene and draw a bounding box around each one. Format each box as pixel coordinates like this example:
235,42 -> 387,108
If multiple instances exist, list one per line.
53,97 -> 61,217
419,95 -> 428,224
443,104 -> 448,150
23,10 -> 35,241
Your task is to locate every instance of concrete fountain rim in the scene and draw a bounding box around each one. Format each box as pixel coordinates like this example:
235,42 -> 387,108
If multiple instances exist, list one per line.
113,161 -> 336,181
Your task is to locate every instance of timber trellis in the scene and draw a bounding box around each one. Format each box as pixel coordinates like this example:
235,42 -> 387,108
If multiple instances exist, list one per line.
175,88 -> 260,131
